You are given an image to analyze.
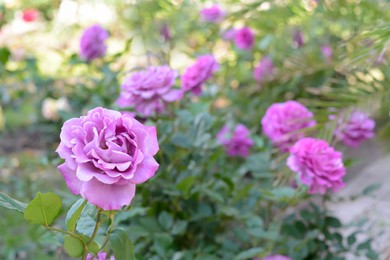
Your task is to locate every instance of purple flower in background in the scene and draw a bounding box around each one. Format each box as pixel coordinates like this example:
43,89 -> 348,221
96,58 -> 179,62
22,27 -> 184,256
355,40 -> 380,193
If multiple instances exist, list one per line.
292,29 -> 304,48
261,101 -> 316,152
56,107 -> 159,210
200,5 -> 225,22
287,138 -> 346,194
262,255 -> 291,260
181,54 -> 218,96
217,124 -> 253,157
253,56 -> 274,82
86,252 -> 115,260
80,24 -> 109,61
116,66 -> 182,117
234,27 -> 255,50
334,110 -> 375,148
321,45 -> 333,59
223,28 -> 236,41
159,23 -> 171,42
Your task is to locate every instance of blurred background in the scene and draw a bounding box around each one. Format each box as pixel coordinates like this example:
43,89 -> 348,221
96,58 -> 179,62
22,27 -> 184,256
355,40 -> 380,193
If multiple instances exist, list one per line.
0,0 -> 390,259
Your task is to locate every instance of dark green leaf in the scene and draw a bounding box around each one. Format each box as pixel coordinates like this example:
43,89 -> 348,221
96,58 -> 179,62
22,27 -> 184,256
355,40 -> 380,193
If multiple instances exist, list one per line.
158,211 -> 174,231
176,176 -> 197,194
234,247 -> 264,260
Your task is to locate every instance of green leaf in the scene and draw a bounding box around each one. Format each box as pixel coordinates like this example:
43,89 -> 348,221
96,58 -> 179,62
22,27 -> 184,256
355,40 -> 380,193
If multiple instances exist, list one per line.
171,220 -> 187,235
158,211 -> 174,231
0,47 -> 10,65
176,176 -> 197,194
24,192 -> 62,225
66,199 -> 87,232
64,235 -> 84,258
362,183 -> 381,196
110,229 -> 135,260
325,216 -> 342,228
234,247 -> 264,260
153,233 -> 173,257
0,192 -> 27,213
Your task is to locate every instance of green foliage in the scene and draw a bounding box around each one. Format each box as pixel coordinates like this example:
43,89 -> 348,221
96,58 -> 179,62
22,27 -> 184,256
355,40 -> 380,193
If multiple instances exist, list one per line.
65,199 -> 87,232
0,192 -> 27,213
24,192 -> 62,226
110,229 -> 135,260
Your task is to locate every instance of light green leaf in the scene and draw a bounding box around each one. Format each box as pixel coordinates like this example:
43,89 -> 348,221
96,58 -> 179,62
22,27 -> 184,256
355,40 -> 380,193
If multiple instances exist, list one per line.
0,192 -> 27,213
66,199 -> 87,232
64,235 -> 84,258
110,229 -> 135,260
24,192 -> 62,225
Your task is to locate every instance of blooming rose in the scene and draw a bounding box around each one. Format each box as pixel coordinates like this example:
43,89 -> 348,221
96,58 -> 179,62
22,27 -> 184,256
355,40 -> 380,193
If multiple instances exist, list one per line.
287,138 -> 346,194
253,57 -> 274,82
181,54 -> 218,96
56,107 -> 159,210
22,9 -> 39,22
334,110 -> 375,148
234,27 -> 255,50
116,66 -> 182,116
200,5 -> 225,22
80,24 -> 109,61
217,124 -> 253,157
86,252 -> 115,260
262,255 -> 291,260
261,101 -> 316,152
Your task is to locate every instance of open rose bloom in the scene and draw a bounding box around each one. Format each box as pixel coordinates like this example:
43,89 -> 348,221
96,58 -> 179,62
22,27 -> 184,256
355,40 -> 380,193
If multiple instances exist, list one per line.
234,27 -> 255,50
80,24 -> 109,61
116,65 -> 182,117
181,54 -> 219,96
334,110 -> 375,148
200,5 -> 225,22
261,101 -> 316,152
287,138 -> 346,194
56,107 -> 159,210
217,124 -> 253,157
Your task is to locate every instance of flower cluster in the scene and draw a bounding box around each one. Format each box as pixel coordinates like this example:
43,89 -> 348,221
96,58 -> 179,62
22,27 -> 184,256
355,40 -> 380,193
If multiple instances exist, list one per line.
116,65 -> 182,116
287,138 -> 346,194
80,24 -> 109,61
217,124 -> 253,157
181,54 -> 219,96
56,107 -> 159,210
261,101 -> 316,152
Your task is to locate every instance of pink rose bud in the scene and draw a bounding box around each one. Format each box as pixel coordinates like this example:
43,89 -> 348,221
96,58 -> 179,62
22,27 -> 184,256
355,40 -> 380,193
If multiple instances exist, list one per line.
22,9 -> 39,22
334,110 -> 375,148
321,44 -> 333,60
253,56 -> 274,82
287,138 -> 346,194
234,27 -> 255,50
261,101 -> 316,152
116,65 -> 182,117
181,54 -> 219,96
217,124 -> 254,157
200,5 -> 225,22
56,107 -> 159,210
159,23 -> 171,42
